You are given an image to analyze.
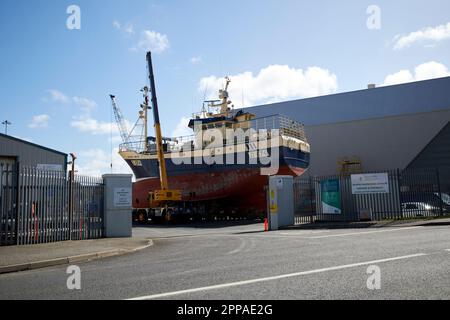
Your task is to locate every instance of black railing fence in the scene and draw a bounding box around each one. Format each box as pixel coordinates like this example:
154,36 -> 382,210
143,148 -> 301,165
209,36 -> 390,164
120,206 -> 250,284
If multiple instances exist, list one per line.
294,167 -> 450,224
1,162 -> 104,246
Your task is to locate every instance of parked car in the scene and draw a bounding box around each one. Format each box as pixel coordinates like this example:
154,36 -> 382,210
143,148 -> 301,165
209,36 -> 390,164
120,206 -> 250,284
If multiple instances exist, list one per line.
401,202 -> 440,217
434,193 -> 450,213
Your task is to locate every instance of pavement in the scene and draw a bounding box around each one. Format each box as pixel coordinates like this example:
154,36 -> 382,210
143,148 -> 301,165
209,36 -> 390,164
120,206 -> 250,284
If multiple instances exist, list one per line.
0,221 -> 449,300
286,217 -> 450,230
0,237 -> 153,274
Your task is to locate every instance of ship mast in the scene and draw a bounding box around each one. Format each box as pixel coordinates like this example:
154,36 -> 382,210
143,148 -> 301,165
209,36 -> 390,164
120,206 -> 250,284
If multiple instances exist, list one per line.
219,77 -> 231,116
141,87 -> 150,152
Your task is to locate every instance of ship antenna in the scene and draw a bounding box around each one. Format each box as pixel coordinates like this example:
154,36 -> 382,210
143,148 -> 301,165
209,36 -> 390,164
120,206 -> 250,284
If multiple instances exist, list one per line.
202,83 -> 208,103
200,83 -> 210,117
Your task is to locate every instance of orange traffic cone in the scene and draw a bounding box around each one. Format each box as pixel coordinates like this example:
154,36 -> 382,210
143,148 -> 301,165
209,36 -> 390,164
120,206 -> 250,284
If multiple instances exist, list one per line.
264,218 -> 269,232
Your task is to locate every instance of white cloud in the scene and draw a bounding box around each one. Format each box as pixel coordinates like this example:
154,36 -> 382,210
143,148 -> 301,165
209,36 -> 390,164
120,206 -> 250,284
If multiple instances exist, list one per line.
45,89 -> 102,133
382,61 -> 450,86
136,30 -> 170,53
393,22 -> 450,50
29,114 -> 50,129
48,89 -> 70,104
109,135 -> 124,144
190,56 -> 202,65
199,65 -> 338,108
115,22 -> 168,53
383,70 -> 414,86
72,96 -> 97,111
113,20 -> 121,29
70,117 -> 118,135
113,20 -> 135,35
70,114 -> 134,138
45,90 -> 97,111
125,25 -> 135,35
172,117 -> 192,138
76,148 -> 133,177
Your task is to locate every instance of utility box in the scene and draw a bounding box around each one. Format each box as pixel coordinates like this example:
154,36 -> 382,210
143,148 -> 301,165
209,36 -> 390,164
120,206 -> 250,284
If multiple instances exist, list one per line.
267,176 -> 294,230
103,174 -> 133,238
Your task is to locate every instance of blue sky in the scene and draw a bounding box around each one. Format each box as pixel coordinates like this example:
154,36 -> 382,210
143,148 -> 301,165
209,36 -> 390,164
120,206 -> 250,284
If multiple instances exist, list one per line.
1,0 -> 450,175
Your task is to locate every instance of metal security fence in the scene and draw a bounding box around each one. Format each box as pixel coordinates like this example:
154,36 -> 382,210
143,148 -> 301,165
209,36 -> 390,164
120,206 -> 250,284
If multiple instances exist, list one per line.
293,178 -> 317,225
0,162 -> 19,246
71,175 -> 104,241
0,163 -> 104,246
294,167 -> 450,224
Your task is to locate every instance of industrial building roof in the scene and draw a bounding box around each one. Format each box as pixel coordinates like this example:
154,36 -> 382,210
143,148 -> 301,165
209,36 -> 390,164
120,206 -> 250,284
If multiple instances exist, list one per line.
0,133 -> 67,157
246,76 -> 450,125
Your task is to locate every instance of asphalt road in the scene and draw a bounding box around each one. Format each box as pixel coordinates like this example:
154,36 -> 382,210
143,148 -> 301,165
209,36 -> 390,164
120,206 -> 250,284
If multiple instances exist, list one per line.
0,222 -> 449,300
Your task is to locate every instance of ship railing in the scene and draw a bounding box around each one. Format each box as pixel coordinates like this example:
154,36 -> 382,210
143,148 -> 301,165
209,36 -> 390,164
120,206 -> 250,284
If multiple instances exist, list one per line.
278,115 -> 307,142
168,114 -> 307,152
248,114 -> 307,142
120,114 -> 307,154
119,140 -> 148,153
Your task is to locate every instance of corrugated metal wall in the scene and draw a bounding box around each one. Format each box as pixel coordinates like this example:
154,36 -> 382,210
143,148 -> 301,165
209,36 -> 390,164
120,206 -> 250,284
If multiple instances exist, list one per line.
0,135 -> 67,169
247,76 -> 450,126
303,110 -> 450,176
408,122 -> 450,170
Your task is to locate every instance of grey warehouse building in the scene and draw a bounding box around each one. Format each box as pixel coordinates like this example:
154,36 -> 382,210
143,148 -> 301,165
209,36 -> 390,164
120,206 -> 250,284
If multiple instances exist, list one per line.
247,76 -> 450,179
0,134 -> 67,171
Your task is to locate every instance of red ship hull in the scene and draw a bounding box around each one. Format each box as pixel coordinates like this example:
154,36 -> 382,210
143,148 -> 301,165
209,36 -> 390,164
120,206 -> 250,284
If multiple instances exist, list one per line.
132,165 -> 305,213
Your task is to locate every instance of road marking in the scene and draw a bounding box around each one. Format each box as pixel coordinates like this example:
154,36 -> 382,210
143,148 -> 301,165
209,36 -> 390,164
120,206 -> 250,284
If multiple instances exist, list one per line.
307,227 -> 422,239
279,230 -> 331,236
128,253 -> 427,300
244,238 -> 257,253
445,249 -> 450,252
226,238 -> 247,255
150,230 -> 264,241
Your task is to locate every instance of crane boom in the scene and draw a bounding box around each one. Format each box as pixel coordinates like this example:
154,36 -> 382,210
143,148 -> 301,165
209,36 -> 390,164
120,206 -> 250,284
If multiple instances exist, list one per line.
146,51 -> 169,190
145,51 -> 181,207
110,95 -> 129,144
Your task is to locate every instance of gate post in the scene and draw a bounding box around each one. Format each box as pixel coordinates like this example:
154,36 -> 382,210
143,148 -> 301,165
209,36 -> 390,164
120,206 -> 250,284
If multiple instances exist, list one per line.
68,170 -> 74,241
14,162 -> 20,245
397,169 -> 403,219
68,154 -> 77,241
267,176 -> 294,230
436,168 -> 444,217
309,176 -> 315,223
102,174 -> 133,238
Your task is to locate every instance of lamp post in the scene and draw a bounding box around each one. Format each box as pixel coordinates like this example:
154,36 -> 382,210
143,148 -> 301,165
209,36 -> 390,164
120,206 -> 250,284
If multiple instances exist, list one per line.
68,153 -> 77,240
2,120 -> 11,135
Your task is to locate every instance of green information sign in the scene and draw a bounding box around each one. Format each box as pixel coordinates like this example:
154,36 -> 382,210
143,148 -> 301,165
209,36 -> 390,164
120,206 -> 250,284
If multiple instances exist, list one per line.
321,179 -> 342,214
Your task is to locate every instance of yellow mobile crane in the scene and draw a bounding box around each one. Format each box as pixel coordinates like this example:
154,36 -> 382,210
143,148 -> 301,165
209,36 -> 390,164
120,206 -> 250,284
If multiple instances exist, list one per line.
145,51 -> 182,220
